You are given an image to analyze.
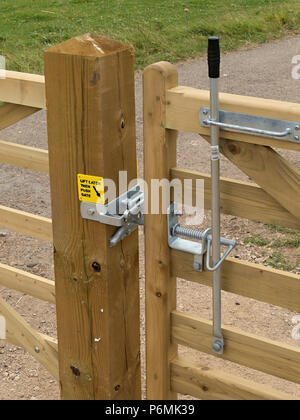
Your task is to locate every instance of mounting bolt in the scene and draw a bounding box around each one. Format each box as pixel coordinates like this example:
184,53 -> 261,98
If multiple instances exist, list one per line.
295,125 -> 300,130
295,135 -> 300,141
212,340 -> 223,353
34,347 -> 40,354
88,208 -> 95,216
203,109 -> 208,115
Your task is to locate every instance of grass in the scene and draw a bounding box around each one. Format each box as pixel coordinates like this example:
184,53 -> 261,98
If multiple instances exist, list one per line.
0,0 -> 300,73
266,252 -> 297,271
244,234 -> 270,246
265,224 -> 300,235
244,225 -> 300,271
245,233 -> 300,249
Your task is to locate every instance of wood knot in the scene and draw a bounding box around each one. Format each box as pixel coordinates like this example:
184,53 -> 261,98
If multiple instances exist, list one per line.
70,366 -> 80,377
228,143 -> 239,155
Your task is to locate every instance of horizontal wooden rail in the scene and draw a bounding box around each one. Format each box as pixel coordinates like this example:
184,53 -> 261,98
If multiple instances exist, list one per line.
7,329 -> 58,353
171,168 -> 300,230
0,263 -> 55,303
0,296 -> 58,380
0,103 -> 40,131
166,86 -> 300,151
172,312 -> 300,385
0,140 -> 49,172
172,249 -> 300,313
171,358 -> 295,400
0,71 -> 45,109
0,205 -> 53,242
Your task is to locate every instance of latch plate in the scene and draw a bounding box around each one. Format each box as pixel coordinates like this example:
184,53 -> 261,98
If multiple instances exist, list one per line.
199,107 -> 300,143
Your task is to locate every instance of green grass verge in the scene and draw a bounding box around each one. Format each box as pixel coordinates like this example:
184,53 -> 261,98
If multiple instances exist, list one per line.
0,0 -> 300,74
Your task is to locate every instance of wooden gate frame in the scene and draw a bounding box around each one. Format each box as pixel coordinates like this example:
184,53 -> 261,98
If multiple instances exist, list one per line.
144,62 -> 300,400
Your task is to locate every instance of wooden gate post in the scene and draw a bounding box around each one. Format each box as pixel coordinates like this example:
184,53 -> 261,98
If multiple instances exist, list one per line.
44,34 -> 141,400
143,62 -> 179,399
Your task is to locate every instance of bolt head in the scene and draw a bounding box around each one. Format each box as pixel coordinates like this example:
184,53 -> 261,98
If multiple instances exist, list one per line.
88,208 -> 95,216
212,340 -> 223,353
34,347 -> 40,354
295,136 -> 300,141
295,126 -> 300,130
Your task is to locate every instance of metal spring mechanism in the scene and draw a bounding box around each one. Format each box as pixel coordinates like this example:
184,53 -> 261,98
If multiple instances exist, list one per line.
172,224 -> 204,241
167,204 -> 237,273
171,222 -> 236,273
168,203 -> 237,357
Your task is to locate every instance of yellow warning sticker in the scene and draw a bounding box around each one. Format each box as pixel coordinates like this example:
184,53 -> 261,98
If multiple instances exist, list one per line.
77,174 -> 105,204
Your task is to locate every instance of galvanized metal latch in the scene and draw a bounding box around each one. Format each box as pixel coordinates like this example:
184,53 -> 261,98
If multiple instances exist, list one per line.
168,203 -> 237,273
199,107 -> 300,143
81,185 -> 144,247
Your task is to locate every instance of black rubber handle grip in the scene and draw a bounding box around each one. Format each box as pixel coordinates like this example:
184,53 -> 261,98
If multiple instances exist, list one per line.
208,36 -> 220,79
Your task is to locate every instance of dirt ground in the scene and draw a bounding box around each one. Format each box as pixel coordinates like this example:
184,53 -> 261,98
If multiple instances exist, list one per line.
1,36 -> 300,400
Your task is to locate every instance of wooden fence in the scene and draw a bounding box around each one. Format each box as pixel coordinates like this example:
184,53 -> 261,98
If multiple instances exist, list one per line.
0,70 -> 59,380
1,34 -> 300,400
143,62 -> 300,401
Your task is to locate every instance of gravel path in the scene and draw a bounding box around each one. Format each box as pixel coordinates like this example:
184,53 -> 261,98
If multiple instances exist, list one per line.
1,36 -> 300,400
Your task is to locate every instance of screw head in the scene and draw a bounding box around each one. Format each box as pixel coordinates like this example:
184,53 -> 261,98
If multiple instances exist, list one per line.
88,208 -> 95,216
34,347 -> 40,354
203,109 -> 208,115
295,125 -> 300,130
295,136 -> 300,141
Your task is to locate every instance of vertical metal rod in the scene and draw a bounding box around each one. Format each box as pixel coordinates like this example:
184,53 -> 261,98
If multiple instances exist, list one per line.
208,37 -> 224,355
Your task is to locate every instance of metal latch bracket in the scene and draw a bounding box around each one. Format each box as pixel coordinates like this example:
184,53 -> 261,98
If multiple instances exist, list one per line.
199,107 -> 300,143
81,185 -> 144,247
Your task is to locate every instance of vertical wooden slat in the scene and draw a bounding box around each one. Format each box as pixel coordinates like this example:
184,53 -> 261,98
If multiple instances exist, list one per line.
45,34 -> 141,400
143,62 -> 178,400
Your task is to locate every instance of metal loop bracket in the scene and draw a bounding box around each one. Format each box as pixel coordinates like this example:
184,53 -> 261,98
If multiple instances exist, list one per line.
205,232 -> 237,272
